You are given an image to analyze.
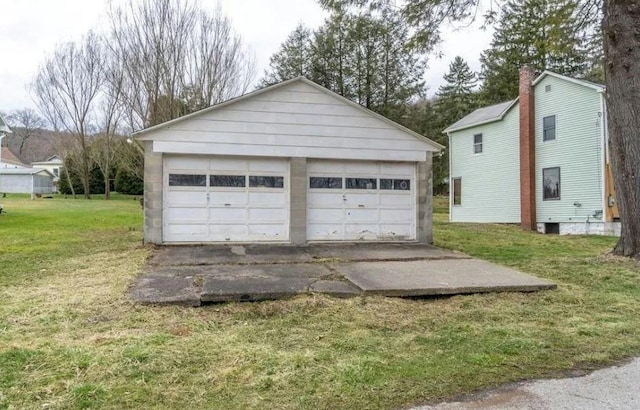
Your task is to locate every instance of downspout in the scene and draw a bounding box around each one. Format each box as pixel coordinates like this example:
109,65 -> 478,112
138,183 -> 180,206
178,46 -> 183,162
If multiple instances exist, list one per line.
448,132 -> 452,222
599,91 -> 608,222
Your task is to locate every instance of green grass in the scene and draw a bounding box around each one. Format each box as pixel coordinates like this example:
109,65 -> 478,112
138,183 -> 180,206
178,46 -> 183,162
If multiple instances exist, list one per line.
1,195 -> 639,409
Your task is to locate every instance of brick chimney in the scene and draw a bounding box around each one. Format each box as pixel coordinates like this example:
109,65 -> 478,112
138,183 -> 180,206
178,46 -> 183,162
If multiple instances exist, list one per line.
519,66 -> 537,231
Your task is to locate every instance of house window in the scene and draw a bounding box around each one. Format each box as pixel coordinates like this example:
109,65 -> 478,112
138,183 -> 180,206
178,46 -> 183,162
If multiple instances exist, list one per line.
473,133 -> 483,154
53,168 -> 60,177
543,167 -> 561,200
452,177 -> 462,205
310,177 -> 342,189
210,175 -> 245,187
545,84 -> 552,92
249,176 -> 284,188
543,115 -> 556,141
169,174 -> 206,187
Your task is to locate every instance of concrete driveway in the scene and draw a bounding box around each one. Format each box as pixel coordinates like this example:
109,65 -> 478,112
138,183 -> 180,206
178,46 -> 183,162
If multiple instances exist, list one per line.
415,358 -> 640,410
130,243 -> 555,306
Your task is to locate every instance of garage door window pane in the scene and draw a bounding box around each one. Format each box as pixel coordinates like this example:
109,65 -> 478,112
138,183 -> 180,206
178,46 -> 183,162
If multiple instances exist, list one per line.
249,176 -> 284,188
346,178 -> 377,190
380,179 -> 410,190
310,177 -> 343,189
210,175 -> 246,187
169,174 -> 206,187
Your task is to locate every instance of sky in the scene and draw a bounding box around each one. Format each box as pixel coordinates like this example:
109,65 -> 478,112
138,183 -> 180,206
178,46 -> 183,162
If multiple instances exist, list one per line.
0,0 -> 493,113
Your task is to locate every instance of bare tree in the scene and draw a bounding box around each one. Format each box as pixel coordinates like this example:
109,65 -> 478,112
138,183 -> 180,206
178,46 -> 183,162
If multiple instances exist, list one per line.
106,0 -> 255,129
91,58 -> 126,200
32,31 -> 105,199
5,109 -> 47,156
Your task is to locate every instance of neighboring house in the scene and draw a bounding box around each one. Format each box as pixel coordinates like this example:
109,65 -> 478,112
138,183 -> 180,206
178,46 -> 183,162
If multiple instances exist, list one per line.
445,68 -> 619,236
32,155 -> 63,193
135,77 -> 443,245
1,147 -> 29,169
0,168 -> 55,195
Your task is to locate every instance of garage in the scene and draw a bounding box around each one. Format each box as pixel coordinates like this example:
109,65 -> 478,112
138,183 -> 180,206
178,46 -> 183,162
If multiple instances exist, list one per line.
307,160 -> 415,241
163,156 -> 289,242
135,77 -> 442,245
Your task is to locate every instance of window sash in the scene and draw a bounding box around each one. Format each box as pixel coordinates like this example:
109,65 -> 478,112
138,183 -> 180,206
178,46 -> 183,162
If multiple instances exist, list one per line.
210,175 -> 246,187
249,176 -> 284,188
169,174 -> 206,187
309,177 -> 343,189
452,178 -> 462,205
543,116 -> 556,141
542,167 -> 561,200
346,178 -> 377,190
473,133 -> 483,153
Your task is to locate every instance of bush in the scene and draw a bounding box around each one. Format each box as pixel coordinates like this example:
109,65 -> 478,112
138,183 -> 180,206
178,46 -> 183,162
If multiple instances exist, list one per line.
115,169 -> 143,195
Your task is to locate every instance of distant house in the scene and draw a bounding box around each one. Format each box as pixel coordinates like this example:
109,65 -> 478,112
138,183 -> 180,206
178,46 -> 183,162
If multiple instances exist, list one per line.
0,147 -> 29,169
32,155 -> 63,193
444,68 -> 619,236
0,168 -> 54,195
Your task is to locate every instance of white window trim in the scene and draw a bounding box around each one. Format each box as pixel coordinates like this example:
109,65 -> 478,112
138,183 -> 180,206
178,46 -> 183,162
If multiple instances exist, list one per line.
473,133 -> 483,155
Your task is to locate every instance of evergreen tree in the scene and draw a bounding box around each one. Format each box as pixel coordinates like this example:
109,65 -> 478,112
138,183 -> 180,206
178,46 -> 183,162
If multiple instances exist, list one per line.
479,0 -> 589,104
261,24 -> 313,86
432,57 -> 479,194
436,56 -> 478,121
261,6 -> 426,121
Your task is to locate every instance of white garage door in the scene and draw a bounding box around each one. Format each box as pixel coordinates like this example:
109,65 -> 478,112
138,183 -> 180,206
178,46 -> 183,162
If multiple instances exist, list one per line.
307,160 -> 416,241
163,156 -> 289,243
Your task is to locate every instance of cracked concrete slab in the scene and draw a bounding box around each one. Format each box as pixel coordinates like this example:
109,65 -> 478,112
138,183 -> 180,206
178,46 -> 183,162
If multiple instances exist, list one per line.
306,243 -> 470,262
129,275 -> 201,307
131,244 -> 556,305
335,259 -> 556,297
309,280 -> 362,297
149,263 -> 332,279
201,276 -> 316,302
148,244 -> 314,266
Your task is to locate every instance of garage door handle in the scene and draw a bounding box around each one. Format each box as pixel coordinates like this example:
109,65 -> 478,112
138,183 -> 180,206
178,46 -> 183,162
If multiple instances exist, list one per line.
358,204 -> 365,208
224,203 -> 231,207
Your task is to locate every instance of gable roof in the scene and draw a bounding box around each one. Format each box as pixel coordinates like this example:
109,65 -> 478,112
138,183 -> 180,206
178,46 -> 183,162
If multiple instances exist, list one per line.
444,71 -> 605,134
134,77 -> 444,151
443,100 -> 517,133
1,147 -> 28,167
532,71 -> 604,91
32,155 -> 63,165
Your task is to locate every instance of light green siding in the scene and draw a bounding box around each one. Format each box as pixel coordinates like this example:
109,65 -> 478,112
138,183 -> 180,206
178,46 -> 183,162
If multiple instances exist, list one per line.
534,76 -> 604,223
449,107 -> 521,223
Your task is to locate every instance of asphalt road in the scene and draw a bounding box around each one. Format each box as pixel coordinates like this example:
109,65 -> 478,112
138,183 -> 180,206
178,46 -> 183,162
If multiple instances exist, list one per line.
416,358 -> 640,410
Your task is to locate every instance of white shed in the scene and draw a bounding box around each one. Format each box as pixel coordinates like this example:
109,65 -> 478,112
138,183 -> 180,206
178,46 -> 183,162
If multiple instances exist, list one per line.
0,168 -> 55,195
135,77 -> 443,245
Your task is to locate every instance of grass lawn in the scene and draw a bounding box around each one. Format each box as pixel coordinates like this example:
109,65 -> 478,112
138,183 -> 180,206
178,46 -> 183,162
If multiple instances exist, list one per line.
1,195 -> 639,409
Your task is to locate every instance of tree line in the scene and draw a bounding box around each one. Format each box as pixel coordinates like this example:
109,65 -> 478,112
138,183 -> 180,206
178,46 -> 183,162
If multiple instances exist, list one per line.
262,0 -> 602,194
26,0 -> 255,199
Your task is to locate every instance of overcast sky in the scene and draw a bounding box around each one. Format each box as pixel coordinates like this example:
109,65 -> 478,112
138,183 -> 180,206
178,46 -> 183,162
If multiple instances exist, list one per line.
0,0 -> 493,113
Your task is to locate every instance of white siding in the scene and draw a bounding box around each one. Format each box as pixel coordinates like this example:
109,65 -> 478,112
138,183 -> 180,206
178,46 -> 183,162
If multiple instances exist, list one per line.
534,76 -> 604,223
145,81 -> 432,162
449,108 -> 521,223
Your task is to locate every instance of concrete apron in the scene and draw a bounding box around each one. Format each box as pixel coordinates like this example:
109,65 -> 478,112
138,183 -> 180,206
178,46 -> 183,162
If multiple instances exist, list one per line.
130,243 -> 556,307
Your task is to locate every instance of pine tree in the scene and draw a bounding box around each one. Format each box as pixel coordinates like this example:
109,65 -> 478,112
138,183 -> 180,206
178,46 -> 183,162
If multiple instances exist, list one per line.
436,56 -> 478,121
261,6 -> 426,121
432,57 -> 479,195
261,24 -> 313,86
479,0 -> 589,104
